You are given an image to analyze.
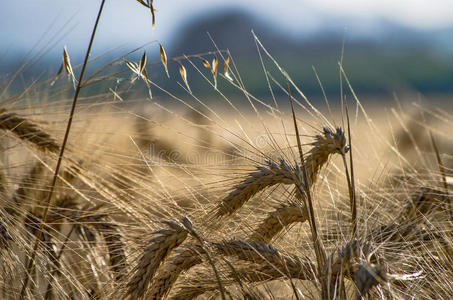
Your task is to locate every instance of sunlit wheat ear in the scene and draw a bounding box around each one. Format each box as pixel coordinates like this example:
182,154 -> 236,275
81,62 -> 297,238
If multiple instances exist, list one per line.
215,159 -> 295,218
126,220 -> 188,300
305,127 -> 348,185
174,240 -> 316,299
215,240 -> 284,264
0,109 -> 59,153
250,200 -> 308,243
148,245 -> 203,300
249,128 -> 348,243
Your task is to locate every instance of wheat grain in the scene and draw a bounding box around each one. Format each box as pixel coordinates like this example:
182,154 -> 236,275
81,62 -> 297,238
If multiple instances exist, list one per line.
248,128 -> 347,243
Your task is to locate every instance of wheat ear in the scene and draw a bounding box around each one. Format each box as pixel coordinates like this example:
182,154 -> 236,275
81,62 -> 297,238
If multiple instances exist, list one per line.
148,245 -> 203,300
250,128 -> 347,242
172,240 -> 315,299
218,240 -> 315,283
250,200 -> 308,243
98,223 -> 127,281
304,127 -> 348,185
126,220 -> 188,300
216,159 -> 295,217
0,109 -> 59,153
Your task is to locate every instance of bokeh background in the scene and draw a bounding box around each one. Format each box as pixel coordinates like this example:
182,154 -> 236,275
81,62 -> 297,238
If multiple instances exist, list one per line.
2,0 -> 453,102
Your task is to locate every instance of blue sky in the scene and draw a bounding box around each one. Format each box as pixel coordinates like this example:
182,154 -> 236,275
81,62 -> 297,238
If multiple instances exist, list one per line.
1,0 -> 453,55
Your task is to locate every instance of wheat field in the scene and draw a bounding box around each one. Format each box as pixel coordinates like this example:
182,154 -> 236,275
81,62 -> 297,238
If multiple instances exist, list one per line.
1,2 -> 453,299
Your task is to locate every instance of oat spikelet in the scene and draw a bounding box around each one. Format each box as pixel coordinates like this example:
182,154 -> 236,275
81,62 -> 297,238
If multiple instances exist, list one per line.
148,245 -> 203,300
215,159 -> 295,217
201,58 -> 211,69
179,63 -> 191,93
63,46 -> 76,88
139,51 -> 147,74
212,56 -> 218,88
223,56 -> 233,81
159,44 -> 169,78
136,0 -> 155,27
0,109 -> 59,153
126,220 -> 188,300
250,201 -> 308,243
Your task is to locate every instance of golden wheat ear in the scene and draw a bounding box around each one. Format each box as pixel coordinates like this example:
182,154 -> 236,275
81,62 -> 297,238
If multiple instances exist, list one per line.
148,244 -> 203,300
214,159 -> 295,218
250,200 -> 308,243
0,109 -> 59,153
126,220 -> 188,300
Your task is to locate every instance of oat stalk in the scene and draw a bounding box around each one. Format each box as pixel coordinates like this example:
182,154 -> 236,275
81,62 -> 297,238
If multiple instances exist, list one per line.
19,1 -> 106,297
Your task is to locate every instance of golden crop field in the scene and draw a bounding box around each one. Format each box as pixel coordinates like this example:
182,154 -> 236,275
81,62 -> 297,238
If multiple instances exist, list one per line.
1,2 -> 452,299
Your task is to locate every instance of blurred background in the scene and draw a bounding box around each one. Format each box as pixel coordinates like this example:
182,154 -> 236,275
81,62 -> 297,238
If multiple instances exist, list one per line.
1,0 -> 453,103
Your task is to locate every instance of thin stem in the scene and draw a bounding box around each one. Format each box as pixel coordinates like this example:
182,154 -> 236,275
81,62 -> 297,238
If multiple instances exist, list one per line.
181,218 -> 226,300
44,224 -> 77,300
287,82 -> 326,283
345,104 -> 357,237
429,131 -> 451,221
19,1 -> 106,298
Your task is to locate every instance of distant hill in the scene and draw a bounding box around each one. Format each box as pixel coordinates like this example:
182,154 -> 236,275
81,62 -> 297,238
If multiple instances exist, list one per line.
168,10 -> 453,98
2,9 -> 453,101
